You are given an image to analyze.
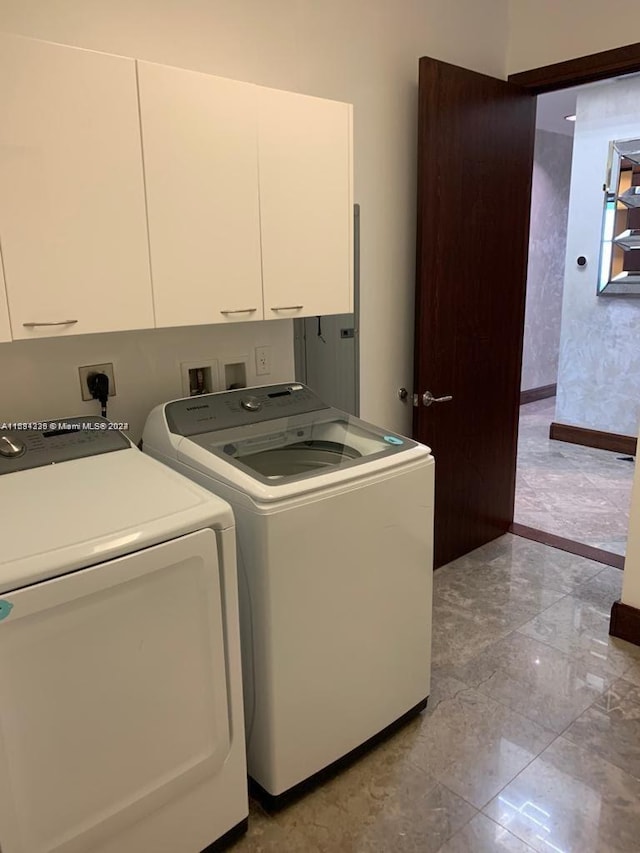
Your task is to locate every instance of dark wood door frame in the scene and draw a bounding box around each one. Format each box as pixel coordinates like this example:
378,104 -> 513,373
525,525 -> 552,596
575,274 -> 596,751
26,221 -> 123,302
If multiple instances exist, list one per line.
506,42 -> 640,569
508,42 -> 640,93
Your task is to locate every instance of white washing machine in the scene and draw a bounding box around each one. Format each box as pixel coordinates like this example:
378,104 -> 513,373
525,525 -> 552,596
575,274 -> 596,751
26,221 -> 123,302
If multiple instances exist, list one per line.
143,383 -> 434,804
0,418 -> 247,853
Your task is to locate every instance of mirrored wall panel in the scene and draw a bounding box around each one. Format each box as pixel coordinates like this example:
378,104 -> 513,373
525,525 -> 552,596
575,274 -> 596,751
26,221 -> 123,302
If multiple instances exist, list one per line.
599,138 -> 640,296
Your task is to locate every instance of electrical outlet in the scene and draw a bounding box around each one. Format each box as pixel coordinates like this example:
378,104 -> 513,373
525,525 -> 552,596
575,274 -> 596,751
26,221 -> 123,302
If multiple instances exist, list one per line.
255,346 -> 271,376
79,363 -> 116,402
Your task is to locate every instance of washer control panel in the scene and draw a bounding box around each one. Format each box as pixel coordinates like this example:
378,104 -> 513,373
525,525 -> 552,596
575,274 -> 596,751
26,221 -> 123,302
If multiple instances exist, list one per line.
0,417 -> 130,475
166,383 -> 330,436
241,396 -> 262,412
0,436 -> 26,458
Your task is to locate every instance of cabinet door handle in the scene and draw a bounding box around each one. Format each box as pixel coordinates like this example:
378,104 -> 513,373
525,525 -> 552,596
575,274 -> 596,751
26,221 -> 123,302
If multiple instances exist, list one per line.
23,320 -> 78,328
219,308 -> 258,315
271,305 -> 304,311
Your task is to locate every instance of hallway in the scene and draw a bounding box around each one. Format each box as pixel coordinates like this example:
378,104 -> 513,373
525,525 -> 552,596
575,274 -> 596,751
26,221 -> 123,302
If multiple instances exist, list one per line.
514,398 -> 634,555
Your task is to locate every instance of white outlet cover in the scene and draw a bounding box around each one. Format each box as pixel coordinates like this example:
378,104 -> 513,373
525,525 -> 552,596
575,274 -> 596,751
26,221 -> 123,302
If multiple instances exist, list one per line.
180,359 -> 220,398
255,345 -> 271,376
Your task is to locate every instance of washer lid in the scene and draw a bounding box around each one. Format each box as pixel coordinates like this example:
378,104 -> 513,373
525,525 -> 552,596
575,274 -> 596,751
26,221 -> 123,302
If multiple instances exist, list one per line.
0,448 -> 233,593
186,410 -> 419,486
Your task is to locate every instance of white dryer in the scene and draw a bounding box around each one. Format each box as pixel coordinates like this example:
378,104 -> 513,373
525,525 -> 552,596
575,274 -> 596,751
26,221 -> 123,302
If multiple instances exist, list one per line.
143,383 -> 434,804
0,418 -> 247,853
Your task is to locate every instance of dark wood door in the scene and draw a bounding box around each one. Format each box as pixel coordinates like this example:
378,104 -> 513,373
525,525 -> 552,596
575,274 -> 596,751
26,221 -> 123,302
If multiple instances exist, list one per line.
414,57 -> 536,568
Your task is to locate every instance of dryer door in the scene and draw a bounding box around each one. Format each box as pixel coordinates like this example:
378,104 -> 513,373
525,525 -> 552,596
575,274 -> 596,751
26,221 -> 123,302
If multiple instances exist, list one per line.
0,529 -> 231,853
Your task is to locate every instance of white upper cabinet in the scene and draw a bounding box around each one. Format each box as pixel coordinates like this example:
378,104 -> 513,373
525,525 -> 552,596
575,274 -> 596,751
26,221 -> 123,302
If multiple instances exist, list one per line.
0,33 -> 353,341
0,253 -> 11,343
258,88 -> 353,319
0,35 -> 153,340
138,62 -> 264,327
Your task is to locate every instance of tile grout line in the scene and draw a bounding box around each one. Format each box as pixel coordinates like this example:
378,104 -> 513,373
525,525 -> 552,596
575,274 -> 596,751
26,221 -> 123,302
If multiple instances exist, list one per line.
431,782 -> 480,851
468,813 -> 538,852
404,757 -> 482,817
467,682 -> 640,824
433,604 -> 625,744
511,625 -> 622,682
478,731 -> 562,815
417,678 -> 558,822
513,587 -> 639,672
555,684 -> 640,784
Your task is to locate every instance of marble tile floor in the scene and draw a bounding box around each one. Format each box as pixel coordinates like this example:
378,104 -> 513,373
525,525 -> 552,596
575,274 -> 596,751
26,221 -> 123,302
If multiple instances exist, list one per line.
514,397 -> 635,556
234,534 -> 640,853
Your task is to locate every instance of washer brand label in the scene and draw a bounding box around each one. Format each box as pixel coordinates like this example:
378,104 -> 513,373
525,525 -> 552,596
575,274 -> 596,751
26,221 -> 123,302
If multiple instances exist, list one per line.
0,600 -> 14,622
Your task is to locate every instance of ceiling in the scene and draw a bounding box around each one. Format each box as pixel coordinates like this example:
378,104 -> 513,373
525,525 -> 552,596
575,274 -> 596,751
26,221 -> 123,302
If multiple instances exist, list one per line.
535,88 -> 578,136
536,74 -> 640,137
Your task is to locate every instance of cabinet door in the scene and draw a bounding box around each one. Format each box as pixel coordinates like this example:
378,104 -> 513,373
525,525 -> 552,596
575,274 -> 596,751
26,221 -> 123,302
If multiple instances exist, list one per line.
0,251 -> 11,343
138,62 -> 263,327
258,88 -> 353,319
0,35 -> 153,339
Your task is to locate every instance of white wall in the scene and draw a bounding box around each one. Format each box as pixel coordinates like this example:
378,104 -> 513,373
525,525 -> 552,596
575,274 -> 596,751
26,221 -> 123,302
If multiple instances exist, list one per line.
521,129 -> 573,393
508,0 -> 640,74
0,0 -> 509,438
0,322 -> 293,442
555,78 -> 640,436
622,428 -> 640,609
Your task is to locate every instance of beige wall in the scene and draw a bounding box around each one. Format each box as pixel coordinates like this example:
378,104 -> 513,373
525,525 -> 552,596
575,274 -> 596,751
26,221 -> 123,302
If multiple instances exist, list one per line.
0,322 -> 294,443
0,0 -> 509,438
508,0 -> 640,74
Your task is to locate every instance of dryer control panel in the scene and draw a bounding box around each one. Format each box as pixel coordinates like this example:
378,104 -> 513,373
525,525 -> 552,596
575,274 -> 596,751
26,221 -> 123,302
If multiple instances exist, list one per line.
0,417 -> 130,475
166,383 -> 330,436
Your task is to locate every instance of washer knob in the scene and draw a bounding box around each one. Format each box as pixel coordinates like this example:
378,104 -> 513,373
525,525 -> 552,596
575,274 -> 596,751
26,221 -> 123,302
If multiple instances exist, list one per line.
0,435 -> 26,458
241,396 -> 262,412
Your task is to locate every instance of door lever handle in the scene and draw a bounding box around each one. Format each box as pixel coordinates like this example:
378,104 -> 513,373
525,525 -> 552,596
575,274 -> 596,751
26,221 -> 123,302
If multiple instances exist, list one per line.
422,391 -> 453,407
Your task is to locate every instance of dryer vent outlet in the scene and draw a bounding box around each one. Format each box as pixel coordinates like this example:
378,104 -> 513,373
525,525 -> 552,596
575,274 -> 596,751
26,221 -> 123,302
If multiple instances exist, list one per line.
180,359 -> 219,398
188,366 -> 213,396
224,362 -> 247,390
